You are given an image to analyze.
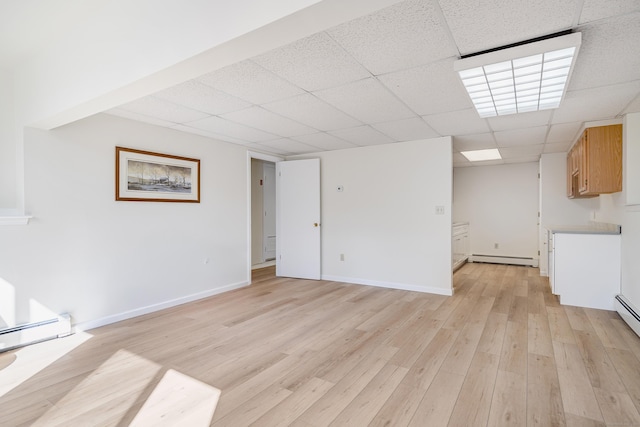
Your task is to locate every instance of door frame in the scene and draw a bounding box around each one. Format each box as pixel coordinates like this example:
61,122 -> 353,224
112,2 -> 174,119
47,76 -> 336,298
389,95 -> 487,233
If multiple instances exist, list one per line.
247,151 -> 284,284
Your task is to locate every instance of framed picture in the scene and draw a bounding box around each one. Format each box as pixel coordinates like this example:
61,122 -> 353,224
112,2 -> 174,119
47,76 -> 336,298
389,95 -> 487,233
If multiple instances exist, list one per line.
116,147 -> 200,202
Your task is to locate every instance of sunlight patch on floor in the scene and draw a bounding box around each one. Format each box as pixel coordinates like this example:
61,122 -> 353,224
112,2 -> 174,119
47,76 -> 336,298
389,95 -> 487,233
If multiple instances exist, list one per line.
0,331 -> 92,398
129,368 -> 221,427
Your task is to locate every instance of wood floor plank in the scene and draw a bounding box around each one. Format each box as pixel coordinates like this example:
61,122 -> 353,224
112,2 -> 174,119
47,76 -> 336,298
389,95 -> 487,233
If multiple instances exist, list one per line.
527,354 -> 566,427
250,377 -> 334,427
2,264 -> 640,427
407,370 -> 465,427
476,312 -> 508,355
328,364 -> 408,426
553,341 -> 604,422
369,383 -> 426,427
487,370 -> 526,427
605,348 -> 640,415
547,306 -> 577,344
592,387 -> 640,426
447,351 -> 500,427
528,312 -> 554,357
499,320 -> 528,374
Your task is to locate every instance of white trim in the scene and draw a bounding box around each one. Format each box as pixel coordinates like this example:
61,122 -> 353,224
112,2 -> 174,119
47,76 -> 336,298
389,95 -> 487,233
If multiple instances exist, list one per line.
321,275 -> 453,296
74,281 -> 249,332
246,151 -> 284,286
469,254 -> 539,267
0,216 -> 32,226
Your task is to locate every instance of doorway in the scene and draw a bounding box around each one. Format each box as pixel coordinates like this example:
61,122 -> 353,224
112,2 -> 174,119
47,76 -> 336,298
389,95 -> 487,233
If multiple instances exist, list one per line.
251,158 -> 276,268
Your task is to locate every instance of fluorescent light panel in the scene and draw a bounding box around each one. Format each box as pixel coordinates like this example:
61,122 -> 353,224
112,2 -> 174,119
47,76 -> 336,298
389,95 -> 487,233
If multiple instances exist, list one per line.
455,33 -> 581,118
460,148 -> 502,162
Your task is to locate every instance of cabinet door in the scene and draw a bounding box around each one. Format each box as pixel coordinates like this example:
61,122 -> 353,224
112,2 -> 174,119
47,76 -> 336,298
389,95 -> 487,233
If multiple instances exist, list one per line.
566,153 -> 573,197
578,134 -> 589,193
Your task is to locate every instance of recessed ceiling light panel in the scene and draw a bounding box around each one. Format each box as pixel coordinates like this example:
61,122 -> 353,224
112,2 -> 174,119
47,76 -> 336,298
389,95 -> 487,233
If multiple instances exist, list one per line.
455,32 -> 581,118
460,148 -> 502,162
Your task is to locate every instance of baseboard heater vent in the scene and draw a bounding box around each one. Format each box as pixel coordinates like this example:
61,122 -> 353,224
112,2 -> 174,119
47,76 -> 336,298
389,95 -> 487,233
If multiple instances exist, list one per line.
0,314 -> 72,353
469,254 -> 539,267
615,295 -> 640,338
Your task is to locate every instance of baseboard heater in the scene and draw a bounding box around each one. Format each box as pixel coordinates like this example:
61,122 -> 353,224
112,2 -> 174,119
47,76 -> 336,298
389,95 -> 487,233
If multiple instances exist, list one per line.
0,314 -> 72,353
469,254 -> 539,267
615,295 -> 640,338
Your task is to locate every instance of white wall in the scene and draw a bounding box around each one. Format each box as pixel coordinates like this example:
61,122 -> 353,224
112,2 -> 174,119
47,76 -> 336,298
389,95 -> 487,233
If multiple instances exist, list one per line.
453,162 -> 539,260
0,114 -> 248,329
538,152 -> 597,274
0,69 -> 16,210
593,112 -> 640,312
296,137 -> 453,295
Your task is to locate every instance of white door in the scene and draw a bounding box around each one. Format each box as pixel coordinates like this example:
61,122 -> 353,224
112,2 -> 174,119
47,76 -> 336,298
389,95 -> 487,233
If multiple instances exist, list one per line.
262,162 -> 276,261
276,159 -> 321,280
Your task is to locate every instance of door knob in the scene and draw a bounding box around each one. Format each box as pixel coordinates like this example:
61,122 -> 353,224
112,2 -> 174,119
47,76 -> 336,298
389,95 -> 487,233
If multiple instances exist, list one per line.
314,223 -> 319,227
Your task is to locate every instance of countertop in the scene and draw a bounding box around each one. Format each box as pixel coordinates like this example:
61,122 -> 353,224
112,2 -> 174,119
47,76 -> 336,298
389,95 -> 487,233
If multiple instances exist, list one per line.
547,222 -> 621,235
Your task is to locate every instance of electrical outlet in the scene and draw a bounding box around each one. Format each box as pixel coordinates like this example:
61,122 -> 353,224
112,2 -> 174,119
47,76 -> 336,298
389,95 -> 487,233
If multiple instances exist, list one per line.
435,206 -> 445,215
494,243 -> 499,249
340,254 -> 345,261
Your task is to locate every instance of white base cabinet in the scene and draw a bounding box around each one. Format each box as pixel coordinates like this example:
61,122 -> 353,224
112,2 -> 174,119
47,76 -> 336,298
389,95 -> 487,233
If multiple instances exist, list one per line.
452,223 -> 470,271
550,232 -> 621,310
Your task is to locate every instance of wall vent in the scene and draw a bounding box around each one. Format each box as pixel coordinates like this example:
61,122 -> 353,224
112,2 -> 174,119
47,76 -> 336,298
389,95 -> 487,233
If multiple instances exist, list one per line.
469,254 -> 539,267
0,314 -> 72,353
615,295 -> 640,338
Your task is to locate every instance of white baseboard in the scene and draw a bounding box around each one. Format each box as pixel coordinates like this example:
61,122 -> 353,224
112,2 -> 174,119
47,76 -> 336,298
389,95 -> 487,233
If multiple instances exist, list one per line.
321,275 -> 453,296
75,281 -> 249,332
615,295 -> 640,338
469,254 -> 539,267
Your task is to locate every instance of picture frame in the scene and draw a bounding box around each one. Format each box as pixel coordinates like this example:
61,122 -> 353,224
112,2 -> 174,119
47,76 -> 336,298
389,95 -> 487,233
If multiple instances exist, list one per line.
116,147 -> 200,203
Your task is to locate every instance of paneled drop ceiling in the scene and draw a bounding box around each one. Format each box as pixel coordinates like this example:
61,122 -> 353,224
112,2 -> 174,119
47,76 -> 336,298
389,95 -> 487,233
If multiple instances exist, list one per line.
105,0 -> 640,166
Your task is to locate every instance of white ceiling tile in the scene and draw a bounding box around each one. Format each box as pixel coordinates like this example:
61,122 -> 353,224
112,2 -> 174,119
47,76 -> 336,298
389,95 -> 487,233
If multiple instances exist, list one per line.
453,152 -> 469,163
220,106 -> 317,137
372,117 -> 439,142
153,80 -> 250,115
106,108 -> 176,128
314,77 -> 415,124
327,0 -> 457,75
453,133 -> 498,152
378,58 -> 471,116
170,124 -> 251,146
253,32 -> 371,91
257,138 -> 321,155
423,109 -> 490,136
439,0 -> 579,55
187,116 -> 278,142
579,0 -> 640,24
503,156 -> 541,164
263,93 -> 362,131
499,144 -> 544,159
624,93 -> 640,114
196,60 -> 305,104
117,96 -> 209,123
495,126 -> 548,147
292,133 -> 358,151
243,143 -> 289,156
487,110 -> 552,132
552,81 -> 640,124
328,125 -> 394,146
546,122 -> 582,144
570,14 -> 640,90
544,142 -> 572,153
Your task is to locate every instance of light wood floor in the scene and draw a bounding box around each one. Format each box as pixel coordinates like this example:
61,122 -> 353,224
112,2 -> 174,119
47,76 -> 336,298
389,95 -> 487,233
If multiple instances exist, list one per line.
2,263 -> 640,426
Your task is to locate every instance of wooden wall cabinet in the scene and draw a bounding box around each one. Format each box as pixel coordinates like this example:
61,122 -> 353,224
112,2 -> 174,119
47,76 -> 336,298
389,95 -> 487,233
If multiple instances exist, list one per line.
566,124 -> 622,198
